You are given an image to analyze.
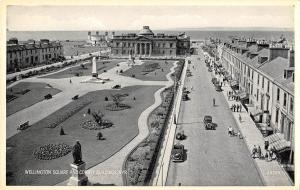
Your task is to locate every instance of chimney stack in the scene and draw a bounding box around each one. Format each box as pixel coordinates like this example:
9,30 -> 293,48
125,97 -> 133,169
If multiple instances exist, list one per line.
268,43 -> 289,62
289,49 -> 294,68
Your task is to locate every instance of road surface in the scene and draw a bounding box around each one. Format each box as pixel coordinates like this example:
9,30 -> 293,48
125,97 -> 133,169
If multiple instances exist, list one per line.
166,48 -> 263,186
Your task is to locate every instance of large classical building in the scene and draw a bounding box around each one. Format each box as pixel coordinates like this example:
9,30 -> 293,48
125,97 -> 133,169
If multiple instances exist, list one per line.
218,36 -> 294,177
110,26 -> 190,57
7,38 -> 63,72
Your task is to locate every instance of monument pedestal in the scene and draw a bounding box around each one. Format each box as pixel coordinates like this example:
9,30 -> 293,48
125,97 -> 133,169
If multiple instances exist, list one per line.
68,162 -> 88,186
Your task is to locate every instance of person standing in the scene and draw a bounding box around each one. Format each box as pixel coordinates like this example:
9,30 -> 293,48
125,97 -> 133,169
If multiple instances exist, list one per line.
252,145 -> 257,158
257,146 -> 262,159
264,139 -> 269,151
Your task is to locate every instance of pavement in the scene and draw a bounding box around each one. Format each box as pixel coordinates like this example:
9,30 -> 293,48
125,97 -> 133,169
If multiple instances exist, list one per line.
56,61 -> 178,186
166,49 -> 264,186
214,65 -> 293,186
151,59 -> 188,186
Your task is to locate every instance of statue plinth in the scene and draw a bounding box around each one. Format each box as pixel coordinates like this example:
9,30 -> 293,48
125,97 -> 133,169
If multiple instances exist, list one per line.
68,162 -> 88,186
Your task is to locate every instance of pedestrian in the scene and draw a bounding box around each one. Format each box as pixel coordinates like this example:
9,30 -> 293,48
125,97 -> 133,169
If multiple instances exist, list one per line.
229,126 -> 233,136
264,139 -> 269,151
70,79 -> 72,84
252,145 -> 257,158
213,98 -> 216,107
239,114 -> 242,122
267,146 -> 272,161
257,146 -> 262,159
233,104 -> 236,112
227,126 -> 231,136
238,131 -> 242,139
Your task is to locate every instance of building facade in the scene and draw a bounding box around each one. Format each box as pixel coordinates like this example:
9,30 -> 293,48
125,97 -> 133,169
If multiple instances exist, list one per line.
87,31 -> 110,47
110,26 -> 190,57
219,37 -> 294,171
7,38 -> 63,72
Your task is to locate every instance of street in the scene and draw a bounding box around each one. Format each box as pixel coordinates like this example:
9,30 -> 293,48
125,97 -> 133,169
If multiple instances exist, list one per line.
166,48 -> 263,186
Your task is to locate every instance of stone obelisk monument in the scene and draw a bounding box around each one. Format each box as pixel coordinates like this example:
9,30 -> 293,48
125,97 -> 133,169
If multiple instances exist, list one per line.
91,57 -> 98,78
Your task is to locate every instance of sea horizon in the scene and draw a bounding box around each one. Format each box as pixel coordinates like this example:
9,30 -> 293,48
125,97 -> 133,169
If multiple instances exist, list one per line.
7,30 -> 294,43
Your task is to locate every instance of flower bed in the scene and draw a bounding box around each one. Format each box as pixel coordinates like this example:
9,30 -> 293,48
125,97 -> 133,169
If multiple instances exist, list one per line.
105,103 -> 131,111
81,119 -> 113,130
47,101 -> 91,128
123,59 -> 185,185
124,87 -> 174,185
33,143 -> 72,160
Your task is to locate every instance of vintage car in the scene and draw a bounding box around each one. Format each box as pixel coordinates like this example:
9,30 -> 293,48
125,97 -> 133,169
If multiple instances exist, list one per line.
171,143 -> 185,162
215,84 -> 222,92
176,131 -> 186,140
17,121 -> 30,130
211,77 -> 218,84
203,115 -> 216,130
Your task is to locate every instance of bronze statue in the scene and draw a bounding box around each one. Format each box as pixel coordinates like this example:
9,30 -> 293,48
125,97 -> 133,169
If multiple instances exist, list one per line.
72,140 -> 82,165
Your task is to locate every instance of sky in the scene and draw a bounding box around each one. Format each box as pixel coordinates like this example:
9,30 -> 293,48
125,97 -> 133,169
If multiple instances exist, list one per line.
7,6 -> 294,31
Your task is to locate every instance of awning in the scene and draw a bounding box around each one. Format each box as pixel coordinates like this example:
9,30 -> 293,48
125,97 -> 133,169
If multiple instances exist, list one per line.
257,123 -> 273,131
230,80 -> 239,87
265,133 -> 291,152
237,92 -> 248,100
272,139 -> 291,153
251,108 -> 263,117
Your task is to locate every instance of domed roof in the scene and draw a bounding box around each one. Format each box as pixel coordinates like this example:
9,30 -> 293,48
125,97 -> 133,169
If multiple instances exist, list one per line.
138,26 -> 154,36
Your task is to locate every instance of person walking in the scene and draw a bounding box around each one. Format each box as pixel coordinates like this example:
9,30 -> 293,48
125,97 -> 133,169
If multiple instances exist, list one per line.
257,146 -> 262,159
252,145 -> 257,158
213,98 -> 216,107
264,139 -> 269,151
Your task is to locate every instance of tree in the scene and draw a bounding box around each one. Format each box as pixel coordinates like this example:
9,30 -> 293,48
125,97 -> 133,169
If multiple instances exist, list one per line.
111,94 -> 122,107
92,111 -> 104,125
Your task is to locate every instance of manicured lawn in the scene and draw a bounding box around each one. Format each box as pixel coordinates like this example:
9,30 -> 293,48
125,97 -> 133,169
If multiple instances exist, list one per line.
6,85 -> 162,185
122,60 -> 175,81
41,59 -> 126,79
6,82 -> 61,116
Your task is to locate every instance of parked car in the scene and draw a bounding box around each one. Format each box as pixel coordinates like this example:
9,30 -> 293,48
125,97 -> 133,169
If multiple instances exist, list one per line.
203,115 -> 216,130
171,143 -> 185,162
17,121 -> 30,130
215,84 -> 222,92
176,131 -> 186,140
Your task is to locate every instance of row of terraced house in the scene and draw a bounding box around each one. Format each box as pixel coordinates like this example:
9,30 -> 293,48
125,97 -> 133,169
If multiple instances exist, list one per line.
6,38 -> 64,73
217,37 -> 294,177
